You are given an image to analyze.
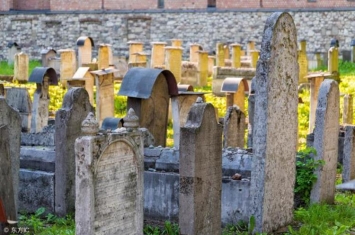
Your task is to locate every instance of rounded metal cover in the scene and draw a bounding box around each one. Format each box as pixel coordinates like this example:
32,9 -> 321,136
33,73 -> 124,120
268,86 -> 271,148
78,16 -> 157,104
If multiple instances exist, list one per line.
76,36 -> 94,47
351,40 -> 355,47
101,117 -> 124,130
330,39 -> 339,48
28,67 -> 58,85
221,77 -> 249,93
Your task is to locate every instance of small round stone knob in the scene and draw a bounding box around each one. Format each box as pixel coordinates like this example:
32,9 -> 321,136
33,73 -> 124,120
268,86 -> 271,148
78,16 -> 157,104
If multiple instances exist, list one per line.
123,108 -> 139,131
81,112 -> 99,135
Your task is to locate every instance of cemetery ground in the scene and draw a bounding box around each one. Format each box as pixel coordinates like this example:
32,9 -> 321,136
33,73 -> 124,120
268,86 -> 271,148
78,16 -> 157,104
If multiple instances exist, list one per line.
2,61 -> 355,234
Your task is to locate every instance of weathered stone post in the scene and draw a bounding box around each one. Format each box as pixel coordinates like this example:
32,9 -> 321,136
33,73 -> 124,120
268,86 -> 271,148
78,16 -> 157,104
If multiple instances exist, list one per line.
247,40 -> 255,56
328,46 -> 339,78
224,44 -> 230,61
197,51 -> 208,86
0,98 -> 21,221
165,46 -> 183,83
247,77 -> 256,149
58,49 -> 77,87
298,40 -> 308,84
342,125 -> 355,183
55,88 -> 94,216
171,39 -> 182,47
231,43 -> 241,68
75,109 -> 144,235
70,67 -> 95,105
190,44 -> 201,63
221,77 -> 248,113
343,94 -> 353,124
13,52 -> 29,82
28,67 -> 58,133
151,42 -> 167,68
308,74 -> 325,133
216,42 -> 225,67
310,79 -> 340,204
223,105 -> 246,148
77,36 -> 94,67
128,41 -> 144,64
179,100 -> 222,235
250,12 -> 299,233
208,55 -> 215,76
98,44 -> 112,69
315,51 -> 322,68
250,50 -> 259,68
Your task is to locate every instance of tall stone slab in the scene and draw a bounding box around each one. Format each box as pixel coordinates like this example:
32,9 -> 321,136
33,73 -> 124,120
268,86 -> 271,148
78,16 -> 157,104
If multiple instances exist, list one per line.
165,46 -> 183,83
298,40 -> 308,84
76,110 -> 144,235
342,125 -> 355,183
310,79 -> 339,204
98,44 -> 113,69
151,42 -> 167,68
250,12 -> 299,233
55,88 -> 94,216
59,49 -> 77,87
0,98 -> 21,221
216,42 -> 225,67
179,101 -> 222,235
77,36 -> 94,67
13,52 -> 29,82
247,77 -> 256,149
231,43 -> 241,69
223,105 -> 246,148
6,88 -> 32,132
128,41 -> 144,63
343,94 -> 353,124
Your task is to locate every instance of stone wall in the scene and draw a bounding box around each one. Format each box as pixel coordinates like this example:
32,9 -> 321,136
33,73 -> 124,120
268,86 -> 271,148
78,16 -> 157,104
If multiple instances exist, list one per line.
0,10 -> 353,61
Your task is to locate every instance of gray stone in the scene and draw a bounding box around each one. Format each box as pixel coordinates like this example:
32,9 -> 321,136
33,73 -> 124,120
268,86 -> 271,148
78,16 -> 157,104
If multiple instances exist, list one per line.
179,101 -> 223,235
18,169 -> 55,214
0,97 -> 21,220
20,125 -> 55,146
247,77 -> 256,149
55,88 -> 94,216
223,105 -> 246,148
31,78 -> 50,133
342,125 -> 355,183
336,178 -> 355,192
250,12 -> 299,233
310,79 -> 339,204
20,146 -> 55,172
75,128 -> 144,235
156,148 -> 179,172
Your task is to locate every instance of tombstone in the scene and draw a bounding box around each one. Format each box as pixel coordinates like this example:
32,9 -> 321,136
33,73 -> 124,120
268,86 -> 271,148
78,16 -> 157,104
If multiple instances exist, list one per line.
69,67 -> 95,105
128,41 -> 144,64
151,42 -> 167,69
250,50 -> 259,68
250,12 -> 299,233
208,55 -> 215,76
190,44 -> 202,63
221,77 -> 248,113
247,41 -> 255,56
77,36 -> 94,67
165,46 -> 183,83
224,44 -> 230,65
223,105 -> 246,148
90,68 -> 118,126
41,48 -> 57,67
342,125 -> 355,183
231,43 -> 241,69
171,89 -> 206,149
343,94 -> 353,124
315,51 -> 323,68
179,100 -> 222,235
129,52 -> 149,68
298,40 -> 308,84
0,98 -> 21,221
118,68 -> 178,147
6,88 -> 32,132
58,49 -> 77,87
328,46 -> 339,79
7,42 -> 21,65
98,44 -> 113,69
75,110 -> 144,235
307,73 -> 325,133
197,51 -> 208,86
247,77 -> 256,149
310,79 -> 339,204
28,67 -> 58,133
216,42 -> 225,67
55,87 -> 94,216
171,39 -> 182,47
13,52 -> 29,82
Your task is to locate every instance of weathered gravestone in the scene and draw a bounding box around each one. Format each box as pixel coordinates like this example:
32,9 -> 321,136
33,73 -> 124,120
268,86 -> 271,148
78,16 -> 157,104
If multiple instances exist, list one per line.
179,100 -> 223,235
6,88 -> 32,132
55,87 -> 94,216
221,77 -> 248,113
247,77 -> 256,149
216,42 -> 225,67
151,42 -> 167,69
343,94 -> 353,124
7,42 -> 21,65
0,98 -> 21,222
342,125 -> 355,183
310,79 -> 339,204
28,67 -> 58,133
250,12 -> 299,233
223,105 -> 246,148
165,46 -> 183,83
231,43 -> 241,69
98,44 -> 113,69
77,36 -> 94,67
14,52 -> 29,82
75,110 -> 144,235
69,67 -> 95,105
128,41 -> 144,64
58,49 -> 76,87
41,48 -> 57,67
118,68 -> 178,147
298,40 -> 308,84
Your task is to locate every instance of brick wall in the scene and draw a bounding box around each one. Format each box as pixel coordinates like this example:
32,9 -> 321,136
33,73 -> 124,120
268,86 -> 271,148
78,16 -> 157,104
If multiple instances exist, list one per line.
217,0 -> 260,9
164,0 -> 207,9
260,0 -> 355,9
13,0 -> 49,10
0,0 -> 12,11
50,0 -> 101,11
105,0 -> 157,10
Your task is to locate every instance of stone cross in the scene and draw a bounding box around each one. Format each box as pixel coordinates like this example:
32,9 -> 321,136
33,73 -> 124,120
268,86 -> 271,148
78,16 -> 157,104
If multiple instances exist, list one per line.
75,110 -> 144,235
55,87 -> 94,216
250,12 -> 299,233
310,79 -> 340,204
0,98 -> 21,221
179,100 -> 222,235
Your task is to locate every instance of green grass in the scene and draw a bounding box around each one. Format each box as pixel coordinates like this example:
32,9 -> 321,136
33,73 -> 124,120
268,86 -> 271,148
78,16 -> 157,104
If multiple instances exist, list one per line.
0,60 -> 41,76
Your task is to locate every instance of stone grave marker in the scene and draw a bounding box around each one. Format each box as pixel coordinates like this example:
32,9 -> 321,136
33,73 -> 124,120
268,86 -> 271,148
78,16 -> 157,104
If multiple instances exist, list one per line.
250,12 -> 299,233
197,51 -> 208,86
328,46 -> 339,78
343,94 -> 353,124
129,52 -> 149,68
28,67 -> 58,133
69,67 -> 95,105
310,79 -> 339,204
90,68 -> 118,126
221,77 -> 248,113
223,105 -> 246,148
55,87 -> 94,216
307,73 -> 325,133
7,42 -> 21,65
77,36 -> 94,67
41,48 -> 57,67
151,42 -> 167,69
250,50 -> 259,68
165,46 -> 183,83
0,98 -> 21,221
14,52 -> 29,82
342,125 -> 355,183
298,40 -> 308,84
247,77 -> 256,149
98,44 -> 113,69
208,55 -> 215,76
224,44 -> 230,61
6,88 -> 32,132
190,44 -> 202,63
247,40 -> 255,56
216,42 -> 225,67
118,68 -> 178,147
171,39 -> 182,47
58,49 -> 77,87
179,100 -> 222,235
75,110 -> 144,235
128,41 -> 144,64
231,43 -> 241,69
